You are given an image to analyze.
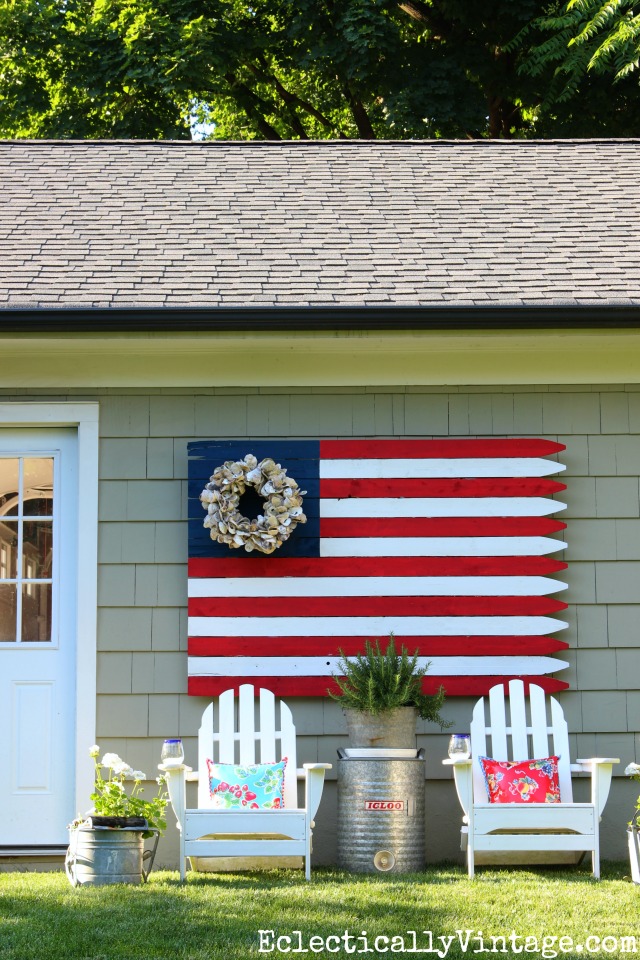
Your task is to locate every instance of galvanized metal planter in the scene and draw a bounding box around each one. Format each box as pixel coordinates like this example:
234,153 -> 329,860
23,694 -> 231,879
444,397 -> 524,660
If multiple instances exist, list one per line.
65,824 -> 159,887
337,749 -> 425,874
344,707 -> 417,749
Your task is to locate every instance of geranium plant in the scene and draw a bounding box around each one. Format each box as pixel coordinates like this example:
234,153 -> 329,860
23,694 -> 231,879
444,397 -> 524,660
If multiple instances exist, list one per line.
69,746 -> 169,836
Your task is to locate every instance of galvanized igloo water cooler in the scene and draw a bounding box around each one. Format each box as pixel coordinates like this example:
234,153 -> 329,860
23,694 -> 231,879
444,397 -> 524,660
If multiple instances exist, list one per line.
337,748 -> 425,873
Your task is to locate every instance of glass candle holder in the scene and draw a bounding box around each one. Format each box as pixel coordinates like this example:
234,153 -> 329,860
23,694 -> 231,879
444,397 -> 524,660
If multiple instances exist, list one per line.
161,738 -> 184,763
448,734 -> 471,760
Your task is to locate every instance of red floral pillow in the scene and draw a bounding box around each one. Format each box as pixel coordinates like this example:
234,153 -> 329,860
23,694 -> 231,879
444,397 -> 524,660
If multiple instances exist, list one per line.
479,756 -> 561,804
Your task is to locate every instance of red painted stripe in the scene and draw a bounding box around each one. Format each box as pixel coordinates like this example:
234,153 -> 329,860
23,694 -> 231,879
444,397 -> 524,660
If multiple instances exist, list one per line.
188,674 -> 569,698
188,556 -> 568,578
188,595 -> 568,618
419,675 -> 570,696
188,635 -> 570,657
320,477 -> 567,498
320,439 -> 566,459
320,517 -> 566,538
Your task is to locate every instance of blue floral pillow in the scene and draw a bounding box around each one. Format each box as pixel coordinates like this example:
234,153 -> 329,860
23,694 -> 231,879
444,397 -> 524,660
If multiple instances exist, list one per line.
206,758 -> 287,809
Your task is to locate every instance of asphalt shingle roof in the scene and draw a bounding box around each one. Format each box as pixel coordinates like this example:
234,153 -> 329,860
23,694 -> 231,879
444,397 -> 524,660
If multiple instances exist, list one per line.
1,138 -> 639,311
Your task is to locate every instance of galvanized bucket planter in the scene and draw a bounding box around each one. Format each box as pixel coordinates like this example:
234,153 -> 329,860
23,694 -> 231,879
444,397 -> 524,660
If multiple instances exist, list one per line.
344,707 -> 417,749
65,822 -> 159,887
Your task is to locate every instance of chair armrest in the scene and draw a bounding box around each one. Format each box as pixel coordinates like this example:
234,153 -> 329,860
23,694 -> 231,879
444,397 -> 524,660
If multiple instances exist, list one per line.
296,763 -> 332,778
159,762 -> 198,782
158,762 -> 198,782
573,758 -> 619,817
442,758 -> 473,819
158,761 -> 193,774
574,758 -> 620,766
301,764 -> 331,822
158,763 -> 193,829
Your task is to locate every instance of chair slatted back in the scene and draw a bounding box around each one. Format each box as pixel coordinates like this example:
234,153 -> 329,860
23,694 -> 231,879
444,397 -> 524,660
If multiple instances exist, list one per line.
470,680 -> 573,803
197,684 -> 298,808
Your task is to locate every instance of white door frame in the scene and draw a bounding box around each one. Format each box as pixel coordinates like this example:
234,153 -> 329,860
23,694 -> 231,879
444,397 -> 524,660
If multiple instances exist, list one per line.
0,402 -> 99,829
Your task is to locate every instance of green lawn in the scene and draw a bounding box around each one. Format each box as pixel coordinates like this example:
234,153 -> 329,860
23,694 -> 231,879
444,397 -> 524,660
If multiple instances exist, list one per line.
0,864 -> 638,959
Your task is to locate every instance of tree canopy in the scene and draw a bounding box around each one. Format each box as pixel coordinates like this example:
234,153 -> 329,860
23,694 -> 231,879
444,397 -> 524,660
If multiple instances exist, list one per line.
511,0 -> 640,124
0,0 -> 638,140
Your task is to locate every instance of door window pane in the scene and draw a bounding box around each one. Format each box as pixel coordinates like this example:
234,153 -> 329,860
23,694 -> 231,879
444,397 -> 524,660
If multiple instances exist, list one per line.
21,583 -> 51,642
22,522 -> 53,579
0,457 -> 54,644
0,521 -> 17,579
0,584 -> 17,642
23,459 -> 54,517
0,459 -> 19,517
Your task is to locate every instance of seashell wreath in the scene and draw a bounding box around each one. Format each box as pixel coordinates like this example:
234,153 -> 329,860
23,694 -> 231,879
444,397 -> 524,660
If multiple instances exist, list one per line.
200,454 -> 307,555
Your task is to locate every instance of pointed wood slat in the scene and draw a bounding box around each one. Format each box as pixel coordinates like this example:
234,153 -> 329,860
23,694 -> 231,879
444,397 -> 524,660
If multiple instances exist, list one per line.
238,684 -> 256,766
550,694 -> 573,803
258,686 -> 277,766
319,458 -> 565,479
529,682 -> 552,761
488,685 -> 508,759
188,595 -> 568,618
188,635 -> 570,657
198,703 -> 215,808
279,699 -> 299,809
188,674 -> 571,697
217,688 -> 236,764
188,556 -> 569,578
320,439 -> 566,459
320,477 -> 567,499
471,696 -> 490,801
507,679 -> 529,761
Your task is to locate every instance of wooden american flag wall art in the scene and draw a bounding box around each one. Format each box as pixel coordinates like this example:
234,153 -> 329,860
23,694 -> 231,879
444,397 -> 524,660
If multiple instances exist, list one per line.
187,439 -> 569,697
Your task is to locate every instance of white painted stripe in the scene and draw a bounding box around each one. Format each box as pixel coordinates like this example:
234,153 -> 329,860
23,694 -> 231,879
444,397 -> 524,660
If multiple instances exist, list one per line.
320,537 -> 567,557
188,615 -> 568,637
321,497 -> 567,518
319,458 -> 566,479
188,576 -> 568,599
188,655 -> 569,678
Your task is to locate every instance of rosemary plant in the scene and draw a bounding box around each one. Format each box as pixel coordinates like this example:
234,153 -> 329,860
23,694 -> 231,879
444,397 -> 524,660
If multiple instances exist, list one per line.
328,635 -> 450,726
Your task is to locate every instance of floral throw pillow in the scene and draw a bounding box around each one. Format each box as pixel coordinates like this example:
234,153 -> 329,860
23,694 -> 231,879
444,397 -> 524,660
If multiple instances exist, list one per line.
206,758 -> 287,809
479,756 -> 561,804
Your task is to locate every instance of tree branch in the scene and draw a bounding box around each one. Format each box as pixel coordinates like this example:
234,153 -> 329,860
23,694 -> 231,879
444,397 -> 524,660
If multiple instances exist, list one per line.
250,58 -> 349,139
224,72 -> 282,140
487,95 -> 521,138
397,0 -> 449,41
397,0 -> 432,24
247,61 -> 308,138
342,83 -> 376,138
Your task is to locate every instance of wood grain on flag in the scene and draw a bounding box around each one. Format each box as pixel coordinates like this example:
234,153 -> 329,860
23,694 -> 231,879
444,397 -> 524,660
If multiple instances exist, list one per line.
187,439 -> 568,697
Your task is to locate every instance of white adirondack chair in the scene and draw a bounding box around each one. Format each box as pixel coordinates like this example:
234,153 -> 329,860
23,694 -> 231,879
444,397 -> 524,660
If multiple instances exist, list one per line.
443,680 -> 618,878
160,684 -> 331,880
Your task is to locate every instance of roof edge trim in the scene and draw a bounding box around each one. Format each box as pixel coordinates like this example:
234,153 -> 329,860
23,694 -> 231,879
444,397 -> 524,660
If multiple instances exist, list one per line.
1,304 -> 640,333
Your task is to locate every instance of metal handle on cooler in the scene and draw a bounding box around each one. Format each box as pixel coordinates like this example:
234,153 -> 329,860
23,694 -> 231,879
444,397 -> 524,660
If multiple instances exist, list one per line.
65,831 -> 79,887
141,830 -> 161,882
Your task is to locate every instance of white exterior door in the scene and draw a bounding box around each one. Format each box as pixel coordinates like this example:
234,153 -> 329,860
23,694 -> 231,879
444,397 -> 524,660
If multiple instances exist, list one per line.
0,428 -> 78,846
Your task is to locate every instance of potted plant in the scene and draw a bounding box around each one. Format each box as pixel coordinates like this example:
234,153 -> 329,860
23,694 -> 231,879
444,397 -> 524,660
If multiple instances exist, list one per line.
328,635 -> 451,748
625,761 -> 640,884
66,746 -> 169,887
